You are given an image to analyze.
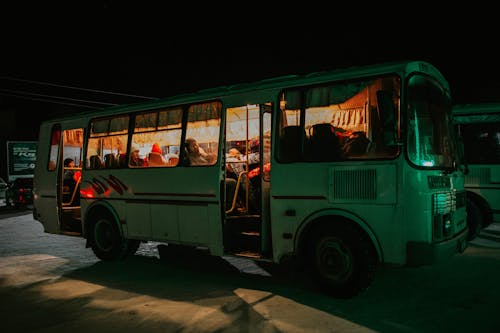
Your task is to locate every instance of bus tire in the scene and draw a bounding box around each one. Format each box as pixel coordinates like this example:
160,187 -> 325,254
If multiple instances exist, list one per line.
91,215 -> 127,261
308,222 -> 377,299
466,197 -> 483,241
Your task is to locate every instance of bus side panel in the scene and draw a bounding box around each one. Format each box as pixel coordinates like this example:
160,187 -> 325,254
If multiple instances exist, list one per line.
127,202 -> 152,239
178,205 -> 209,244
151,203 -> 179,241
270,162 -> 400,264
81,166 -> 222,250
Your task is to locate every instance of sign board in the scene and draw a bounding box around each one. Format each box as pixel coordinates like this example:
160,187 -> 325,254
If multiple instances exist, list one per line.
6,141 -> 37,181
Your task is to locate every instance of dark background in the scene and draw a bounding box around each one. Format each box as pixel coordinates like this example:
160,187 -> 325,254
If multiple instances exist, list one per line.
1,4 -> 498,179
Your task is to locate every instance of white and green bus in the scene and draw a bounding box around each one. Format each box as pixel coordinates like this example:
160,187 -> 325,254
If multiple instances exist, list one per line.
33,60 -> 468,298
453,103 -> 500,239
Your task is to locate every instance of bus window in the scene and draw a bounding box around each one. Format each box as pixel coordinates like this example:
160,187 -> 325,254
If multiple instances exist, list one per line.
184,102 -> 221,166
131,108 -> 183,167
87,115 -> 129,170
48,125 -> 60,171
278,77 -> 401,163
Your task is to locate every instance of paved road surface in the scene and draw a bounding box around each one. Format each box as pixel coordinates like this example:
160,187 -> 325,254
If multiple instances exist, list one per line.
1,210 -> 500,332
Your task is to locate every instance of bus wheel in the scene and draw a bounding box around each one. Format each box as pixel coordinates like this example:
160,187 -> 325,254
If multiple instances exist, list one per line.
466,197 -> 483,241
308,223 -> 377,299
91,216 -> 126,261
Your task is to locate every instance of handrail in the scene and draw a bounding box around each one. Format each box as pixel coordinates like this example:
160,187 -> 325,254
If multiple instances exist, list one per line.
225,171 -> 248,214
61,167 -> 82,207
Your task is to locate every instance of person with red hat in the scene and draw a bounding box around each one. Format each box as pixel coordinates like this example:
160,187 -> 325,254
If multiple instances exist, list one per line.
148,143 -> 167,166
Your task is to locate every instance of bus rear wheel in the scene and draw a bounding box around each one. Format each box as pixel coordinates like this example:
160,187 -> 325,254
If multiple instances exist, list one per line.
308,223 -> 377,299
91,216 -> 127,261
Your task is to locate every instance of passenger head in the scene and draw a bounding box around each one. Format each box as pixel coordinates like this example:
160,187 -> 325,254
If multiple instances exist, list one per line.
249,139 -> 259,153
185,137 -> 199,154
151,143 -> 162,154
64,158 -> 74,167
131,146 -> 140,156
228,148 -> 240,158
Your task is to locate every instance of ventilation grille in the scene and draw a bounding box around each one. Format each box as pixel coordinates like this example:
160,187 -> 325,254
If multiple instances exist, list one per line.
465,168 -> 490,185
330,169 -> 377,200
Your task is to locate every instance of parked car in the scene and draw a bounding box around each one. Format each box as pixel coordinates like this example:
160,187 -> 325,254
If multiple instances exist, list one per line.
0,177 -> 7,199
5,177 -> 34,209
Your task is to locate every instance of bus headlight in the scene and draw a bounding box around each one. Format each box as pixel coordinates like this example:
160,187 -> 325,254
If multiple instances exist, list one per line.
444,219 -> 452,233
433,192 -> 452,214
432,192 -> 455,240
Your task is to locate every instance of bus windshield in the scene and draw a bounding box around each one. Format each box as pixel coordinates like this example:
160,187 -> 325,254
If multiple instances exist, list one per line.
407,74 -> 456,169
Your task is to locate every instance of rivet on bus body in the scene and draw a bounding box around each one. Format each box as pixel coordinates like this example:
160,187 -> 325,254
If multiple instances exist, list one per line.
285,209 -> 296,216
283,233 -> 293,239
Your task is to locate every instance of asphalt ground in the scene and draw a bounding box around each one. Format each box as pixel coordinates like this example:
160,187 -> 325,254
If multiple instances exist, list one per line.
1,207 -> 500,332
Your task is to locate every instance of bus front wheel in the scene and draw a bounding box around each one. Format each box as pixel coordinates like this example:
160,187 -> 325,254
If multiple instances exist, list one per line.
91,216 -> 127,261
308,223 -> 377,299
466,197 -> 483,241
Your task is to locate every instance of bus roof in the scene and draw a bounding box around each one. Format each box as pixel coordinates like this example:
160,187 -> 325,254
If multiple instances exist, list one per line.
43,60 -> 447,124
453,102 -> 500,124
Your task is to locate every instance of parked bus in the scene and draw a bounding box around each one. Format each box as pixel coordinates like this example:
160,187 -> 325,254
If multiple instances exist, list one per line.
453,103 -> 499,239
33,60 -> 468,298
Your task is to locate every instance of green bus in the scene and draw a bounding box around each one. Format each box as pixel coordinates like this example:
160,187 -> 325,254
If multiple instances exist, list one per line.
33,60 -> 468,298
453,103 -> 500,239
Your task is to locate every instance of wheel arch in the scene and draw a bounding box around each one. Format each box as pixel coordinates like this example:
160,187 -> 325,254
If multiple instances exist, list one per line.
84,200 -> 123,247
466,190 -> 493,227
294,209 -> 383,265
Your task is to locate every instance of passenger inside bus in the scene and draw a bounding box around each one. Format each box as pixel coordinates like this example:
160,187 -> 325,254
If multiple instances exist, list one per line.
225,148 -> 247,211
164,146 -> 180,166
184,137 -> 215,166
225,143 -> 261,213
63,158 -> 81,206
148,143 -> 167,166
226,148 -> 245,178
129,146 -> 146,167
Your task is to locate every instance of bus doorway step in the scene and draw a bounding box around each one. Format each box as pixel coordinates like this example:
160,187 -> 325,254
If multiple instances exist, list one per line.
226,214 -> 260,221
224,232 -> 260,253
61,230 -> 82,237
60,215 -> 82,234
228,250 -> 262,259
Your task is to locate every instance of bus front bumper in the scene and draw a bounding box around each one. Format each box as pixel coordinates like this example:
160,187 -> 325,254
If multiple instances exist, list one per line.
406,228 -> 468,266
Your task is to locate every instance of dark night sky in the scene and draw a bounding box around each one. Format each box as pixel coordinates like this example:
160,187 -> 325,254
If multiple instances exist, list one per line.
1,3 -> 498,182
1,4 -> 499,139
